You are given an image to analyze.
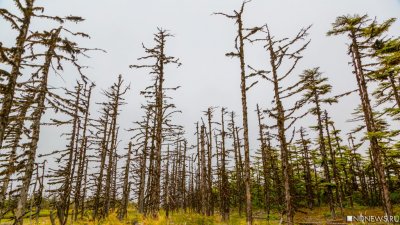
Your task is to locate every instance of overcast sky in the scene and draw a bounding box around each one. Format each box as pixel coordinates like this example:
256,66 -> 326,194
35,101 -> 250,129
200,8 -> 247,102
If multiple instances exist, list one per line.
1,0 -> 400,163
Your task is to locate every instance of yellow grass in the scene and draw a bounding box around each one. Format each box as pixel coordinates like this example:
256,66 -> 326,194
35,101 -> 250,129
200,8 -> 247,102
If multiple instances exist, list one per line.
4,205 -> 400,225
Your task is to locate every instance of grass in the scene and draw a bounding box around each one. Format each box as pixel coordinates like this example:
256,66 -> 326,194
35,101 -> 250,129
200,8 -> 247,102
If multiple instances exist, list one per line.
1,205 -> 399,224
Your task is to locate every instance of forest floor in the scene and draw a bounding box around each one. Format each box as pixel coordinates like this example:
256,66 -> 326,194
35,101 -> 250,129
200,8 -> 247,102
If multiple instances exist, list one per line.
1,206 -> 399,225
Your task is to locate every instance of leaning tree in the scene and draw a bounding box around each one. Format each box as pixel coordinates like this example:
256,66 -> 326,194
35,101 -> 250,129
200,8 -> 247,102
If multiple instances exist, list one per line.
328,15 -> 396,216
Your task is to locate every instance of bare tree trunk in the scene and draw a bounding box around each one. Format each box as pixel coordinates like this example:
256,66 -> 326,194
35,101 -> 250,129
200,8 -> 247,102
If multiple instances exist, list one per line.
268,37 -> 294,225
230,112 -> 244,217
324,111 -> 343,215
189,155 -> 195,212
238,21 -> 253,225
81,159 -> 88,219
216,4 -> 258,222
104,115 -> 116,216
195,122 -> 201,213
331,124 -> 352,209
164,146 -> 171,218
131,29 -> 180,217
138,109 -> 151,213
119,142 -> 132,220
206,109 -> 213,216
145,112 -> 157,214
14,29 -> 60,225
59,84 -> 81,225
266,134 -> 283,208
182,141 -> 187,212
111,132 -> 119,211
74,85 -> 92,221
0,94 -> 33,216
299,128 -> 314,210
200,125 -> 207,215
220,108 -> 229,221
256,105 -> 271,218
235,127 -> 245,216
0,0 -> 34,150
36,161 -> 46,224
309,74 -> 335,217
148,32 -> 166,217
93,111 -> 110,218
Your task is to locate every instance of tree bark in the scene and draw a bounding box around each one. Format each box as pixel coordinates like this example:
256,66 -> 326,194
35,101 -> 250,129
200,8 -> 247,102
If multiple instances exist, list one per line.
350,32 -> 393,216
14,29 -> 60,225
0,0 -> 34,150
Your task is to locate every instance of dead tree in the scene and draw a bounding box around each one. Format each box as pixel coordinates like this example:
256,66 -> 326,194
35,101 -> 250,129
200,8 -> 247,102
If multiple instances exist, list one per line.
118,142 -> 132,220
14,28 -> 60,223
33,161 -> 46,224
0,0 -> 86,152
90,75 -> 128,220
163,145 -> 171,218
0,0 -> 36,151
92,108 -> 110,218
103,75 -> 128,218
81,159 -> 89,218
43,81 -> 93,225
200,125 -> 207,215
256,24 -> 311,224
256,104 -> 272,218
195,123 -> 201,213
204,107 -> 214,216
0,6 -> 93,221
219,108 -> 229,221
59,84 -> 82,225
0,92 -> 34,218
215,2 -> 262,223
228,112 -> 244,216
14,24 -> 92,224
130,28 -> 181,217
131,106 -> 153,214
73,83 -> 94,221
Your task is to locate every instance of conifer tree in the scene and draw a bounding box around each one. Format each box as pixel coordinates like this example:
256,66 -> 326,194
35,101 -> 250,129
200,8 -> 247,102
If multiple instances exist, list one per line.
297,127 -> 314,210
328,15 -> 395,216
372,37 -> 400,118
300,68 -> 338,217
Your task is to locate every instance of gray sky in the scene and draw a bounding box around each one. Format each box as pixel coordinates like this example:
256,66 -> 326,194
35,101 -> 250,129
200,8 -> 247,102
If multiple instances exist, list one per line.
1,0 -> 400,162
